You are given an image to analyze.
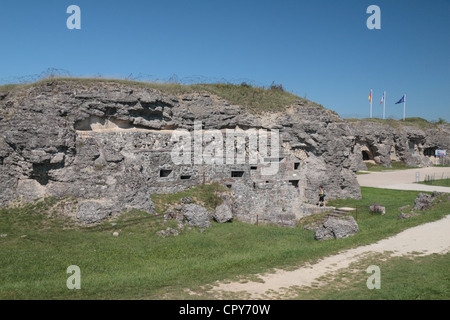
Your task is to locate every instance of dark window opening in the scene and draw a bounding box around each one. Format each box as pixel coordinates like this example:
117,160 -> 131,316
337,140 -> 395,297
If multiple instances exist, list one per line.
362,151 -> 372,161
294,162 -> 300,170
226,184 -> 232,189
289,180 -> 299,188
181,175 -> 191,180
250,166 -> 257,170
231,171 -> 244,178
160,169 -> 172,178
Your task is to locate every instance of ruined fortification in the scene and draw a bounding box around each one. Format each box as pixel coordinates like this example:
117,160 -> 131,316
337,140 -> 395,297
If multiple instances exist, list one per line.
0,80 -> 448,226
350,120 -> 450,170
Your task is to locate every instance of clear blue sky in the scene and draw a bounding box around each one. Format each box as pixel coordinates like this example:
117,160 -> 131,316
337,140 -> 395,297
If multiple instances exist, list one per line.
1,0 -> 449,121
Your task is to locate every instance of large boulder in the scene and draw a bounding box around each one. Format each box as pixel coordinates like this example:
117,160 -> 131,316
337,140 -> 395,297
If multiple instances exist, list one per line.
213,203 -> 233,223
315,216 -> 359,241
182,204 -> 212,228
413,193 -> 435,211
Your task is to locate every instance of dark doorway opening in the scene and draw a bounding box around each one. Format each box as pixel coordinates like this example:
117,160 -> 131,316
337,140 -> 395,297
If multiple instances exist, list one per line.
424,147 -> 436,157
362,150 -> 372,161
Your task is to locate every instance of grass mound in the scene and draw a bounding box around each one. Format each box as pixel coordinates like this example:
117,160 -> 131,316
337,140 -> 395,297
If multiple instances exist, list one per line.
0,77 -> 314,114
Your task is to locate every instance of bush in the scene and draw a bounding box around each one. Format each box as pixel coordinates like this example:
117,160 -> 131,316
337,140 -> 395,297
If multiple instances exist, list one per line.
436,117 -> 447,125
269,82 -> 285,92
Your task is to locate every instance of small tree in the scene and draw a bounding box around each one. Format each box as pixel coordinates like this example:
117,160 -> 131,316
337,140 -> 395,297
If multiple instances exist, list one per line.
437,117 -> 447,125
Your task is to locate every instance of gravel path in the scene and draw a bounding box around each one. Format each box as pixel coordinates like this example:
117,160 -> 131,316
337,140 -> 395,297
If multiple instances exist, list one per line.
357,167 -> 450,192
208,168 -> 450,299
210,215 -> 450,299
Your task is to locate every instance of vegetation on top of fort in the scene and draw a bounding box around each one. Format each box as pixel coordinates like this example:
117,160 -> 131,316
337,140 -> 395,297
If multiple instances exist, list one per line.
346,117 -> 449,130
0,77 -> 325,114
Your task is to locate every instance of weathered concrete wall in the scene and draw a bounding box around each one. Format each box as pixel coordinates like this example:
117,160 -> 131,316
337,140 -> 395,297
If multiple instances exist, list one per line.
0,80 -> 362,224
348,121 -> 450,169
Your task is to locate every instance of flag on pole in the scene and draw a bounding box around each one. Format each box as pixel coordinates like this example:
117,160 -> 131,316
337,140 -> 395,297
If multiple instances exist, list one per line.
395,94 -> 406,120
368,91 -> 372,103
380,92 -> 385,104
395,95 -> 405,104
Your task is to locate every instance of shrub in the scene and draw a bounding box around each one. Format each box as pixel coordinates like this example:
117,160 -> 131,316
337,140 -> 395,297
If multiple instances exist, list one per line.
269,82 -> 285,92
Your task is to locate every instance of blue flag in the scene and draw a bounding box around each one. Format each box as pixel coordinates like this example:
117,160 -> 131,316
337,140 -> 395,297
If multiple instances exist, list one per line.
395,95 -> 405,104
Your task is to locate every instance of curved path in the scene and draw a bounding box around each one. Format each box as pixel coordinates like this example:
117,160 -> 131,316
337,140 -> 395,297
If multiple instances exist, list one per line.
209,215 -> 450,299
207,168 -> 450,299
357,167 -> 450,193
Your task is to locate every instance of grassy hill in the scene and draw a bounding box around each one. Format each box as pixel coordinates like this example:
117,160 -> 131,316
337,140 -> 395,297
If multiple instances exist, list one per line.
0,77 -> 322,114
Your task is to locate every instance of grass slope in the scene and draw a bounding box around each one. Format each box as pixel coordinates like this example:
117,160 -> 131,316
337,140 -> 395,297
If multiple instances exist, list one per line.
0,187 -> 449,299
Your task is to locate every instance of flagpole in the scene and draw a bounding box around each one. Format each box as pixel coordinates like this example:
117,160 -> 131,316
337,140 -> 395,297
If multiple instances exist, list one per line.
383,91 -> 386,120
370,89 -> 373,118
403,93 -> 406,121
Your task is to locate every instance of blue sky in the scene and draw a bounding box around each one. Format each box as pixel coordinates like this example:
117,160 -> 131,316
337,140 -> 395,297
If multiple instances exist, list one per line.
1,0 -> 449,121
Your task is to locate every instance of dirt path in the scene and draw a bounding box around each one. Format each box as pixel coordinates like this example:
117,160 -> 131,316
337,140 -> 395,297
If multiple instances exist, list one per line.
209,215 -> 450,299
357,167 -> 450,192
206,168 -> 450,299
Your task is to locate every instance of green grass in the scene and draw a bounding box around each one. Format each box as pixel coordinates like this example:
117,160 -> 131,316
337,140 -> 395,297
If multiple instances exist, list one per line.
151,182 -> 230,214
294,252 -> 450,300
364,161 -> 416,172
0,84 -> 21,93
326,187 -> 430,226
418,178 -> 450,187
346,117 -> 448,130
346,117 -> 403,129
0,187 -> 449,299
0,77 -> 311,114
